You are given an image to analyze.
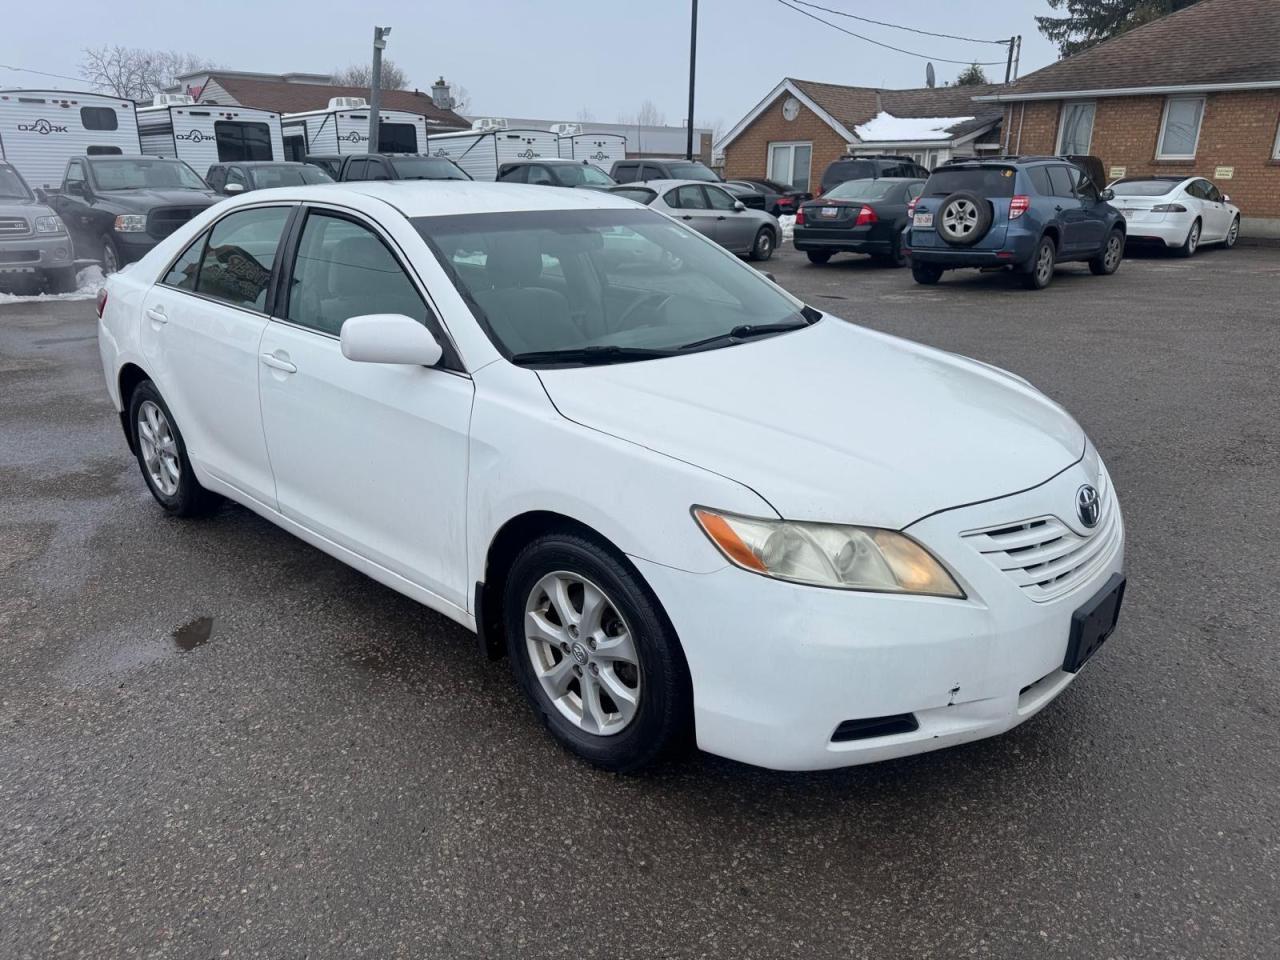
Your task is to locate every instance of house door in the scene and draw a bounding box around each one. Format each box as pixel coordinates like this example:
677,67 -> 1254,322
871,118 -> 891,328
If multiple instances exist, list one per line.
767,142 -> 812,193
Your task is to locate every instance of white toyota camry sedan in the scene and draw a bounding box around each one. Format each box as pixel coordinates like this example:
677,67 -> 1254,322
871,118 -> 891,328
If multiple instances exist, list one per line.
96,182 -> 1125,772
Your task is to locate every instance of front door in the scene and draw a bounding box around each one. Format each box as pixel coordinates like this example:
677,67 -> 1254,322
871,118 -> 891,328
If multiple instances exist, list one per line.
1197,180 -> 1232,240
1068,167 -> 1109,250
1047,165 -> 1090,254
705,184 -> 755,253
256,206 -> 474,609
666,184 -> 719,241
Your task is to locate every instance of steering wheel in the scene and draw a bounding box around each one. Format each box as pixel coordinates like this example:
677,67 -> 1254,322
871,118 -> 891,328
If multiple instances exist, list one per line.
617,292 -> 674,329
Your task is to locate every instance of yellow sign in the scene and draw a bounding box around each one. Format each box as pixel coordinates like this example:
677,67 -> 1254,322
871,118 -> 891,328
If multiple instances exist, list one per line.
1110,166 -> 1126,179
1215,165 -> 1234,179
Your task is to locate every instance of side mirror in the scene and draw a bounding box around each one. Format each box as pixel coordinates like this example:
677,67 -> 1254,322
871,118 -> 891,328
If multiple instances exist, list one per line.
1222,194 -> 1231,204
733,200 -> 746,211
340,314 -> 443,366
223,182 -> 245,195
1100,188 -> 1115,201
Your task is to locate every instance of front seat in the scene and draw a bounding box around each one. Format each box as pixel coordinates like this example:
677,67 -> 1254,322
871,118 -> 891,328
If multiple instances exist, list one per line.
469,234 -> 578,354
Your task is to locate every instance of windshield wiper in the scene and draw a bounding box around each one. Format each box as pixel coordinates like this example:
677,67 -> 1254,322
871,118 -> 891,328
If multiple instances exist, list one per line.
509,345 -> 679,367
677,319 -> 813,353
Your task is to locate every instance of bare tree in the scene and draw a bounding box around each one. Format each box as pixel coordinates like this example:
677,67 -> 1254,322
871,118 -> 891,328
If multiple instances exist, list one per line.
448,84 -> 471,114
576,106 -> 596,122
636,100 -> 666,127
334,59 -> 410,90
79,46 -> 217,101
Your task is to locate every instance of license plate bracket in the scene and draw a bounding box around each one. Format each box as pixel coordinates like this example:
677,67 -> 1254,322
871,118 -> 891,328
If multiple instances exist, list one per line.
1063,573 -> 1126,673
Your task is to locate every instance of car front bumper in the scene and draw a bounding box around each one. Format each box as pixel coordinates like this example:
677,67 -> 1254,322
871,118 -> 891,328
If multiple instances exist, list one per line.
633,455 -> 1125,771
0,231 -> 74,275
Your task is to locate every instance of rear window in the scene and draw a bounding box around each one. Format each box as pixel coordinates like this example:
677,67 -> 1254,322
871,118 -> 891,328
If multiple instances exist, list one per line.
1111,179 -> 1180,197
824,178 -> 899,201
821,160 -> 874,190
923,166 -> 1015,198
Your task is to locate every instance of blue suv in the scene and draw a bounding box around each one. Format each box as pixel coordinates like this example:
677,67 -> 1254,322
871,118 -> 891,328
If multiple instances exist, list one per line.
905,156 -> 1125,290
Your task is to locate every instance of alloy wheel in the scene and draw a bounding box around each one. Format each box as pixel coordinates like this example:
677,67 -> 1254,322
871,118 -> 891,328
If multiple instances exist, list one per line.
1227,219 -> 1239,247
136,400 -> 180,496
1104,234 -> 1122,271
942,199 -> 979,239
1037,242 -> 1054,283
524,571 -> 641,736
1188,223 -> 1200,254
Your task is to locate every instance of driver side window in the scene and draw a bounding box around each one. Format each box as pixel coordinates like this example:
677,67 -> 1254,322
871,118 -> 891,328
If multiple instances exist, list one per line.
66,160 -> 86,191
526,165 -> 555,186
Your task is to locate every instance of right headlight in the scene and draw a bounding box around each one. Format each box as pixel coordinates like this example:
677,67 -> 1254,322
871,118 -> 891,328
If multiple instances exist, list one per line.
113,215 -> 147,233
693,507 -> 964,598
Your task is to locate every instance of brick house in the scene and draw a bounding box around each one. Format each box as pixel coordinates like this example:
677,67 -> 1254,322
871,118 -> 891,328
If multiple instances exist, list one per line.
973,0 -> 1280,237
718,78 -> 1004,193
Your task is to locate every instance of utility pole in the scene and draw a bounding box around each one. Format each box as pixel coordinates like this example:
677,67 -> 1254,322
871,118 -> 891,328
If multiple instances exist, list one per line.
1013,35 -> 1022,82
1004,36 -> 1015,84
368,25 -> 392,151
685,0 -> 698,160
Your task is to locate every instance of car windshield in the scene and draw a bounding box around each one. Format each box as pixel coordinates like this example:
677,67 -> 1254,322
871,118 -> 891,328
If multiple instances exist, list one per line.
824,178 -> 898,201
556,164 -> 616,186
90,158 -> 207,191
922,166 -> 1015,198
1111,179 -> 1180,197
390,157 -> 471,180
0,166 -> 32,200
666,162 -> 718,182
414,208 -> 814,364
248,165 -> 334,188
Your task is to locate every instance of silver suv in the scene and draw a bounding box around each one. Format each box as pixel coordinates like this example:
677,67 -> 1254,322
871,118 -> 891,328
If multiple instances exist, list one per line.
0,162 -> 76,293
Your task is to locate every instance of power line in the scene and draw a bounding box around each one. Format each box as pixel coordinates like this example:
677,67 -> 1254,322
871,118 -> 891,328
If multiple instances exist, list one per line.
774,0 -> 1007,65
786,0 -> 1009,45
0,63 -> 88,85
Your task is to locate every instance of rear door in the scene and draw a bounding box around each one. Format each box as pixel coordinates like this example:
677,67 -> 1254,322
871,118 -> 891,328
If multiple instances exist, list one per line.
664,185 -> 718,241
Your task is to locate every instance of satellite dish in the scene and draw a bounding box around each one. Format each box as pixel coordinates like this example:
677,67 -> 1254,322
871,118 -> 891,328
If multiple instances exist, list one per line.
926,62 -> 936,88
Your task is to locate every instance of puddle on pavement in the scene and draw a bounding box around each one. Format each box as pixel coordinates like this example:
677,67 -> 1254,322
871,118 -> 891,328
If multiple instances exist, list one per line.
173,617 -> 214,652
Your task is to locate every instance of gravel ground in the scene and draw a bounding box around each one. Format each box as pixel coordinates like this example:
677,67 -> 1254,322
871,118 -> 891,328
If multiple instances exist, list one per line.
1,243 -> 1278,959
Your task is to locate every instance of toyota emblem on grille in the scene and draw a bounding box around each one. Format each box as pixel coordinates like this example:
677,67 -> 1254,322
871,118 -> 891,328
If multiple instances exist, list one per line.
1076,485 -> 1101,528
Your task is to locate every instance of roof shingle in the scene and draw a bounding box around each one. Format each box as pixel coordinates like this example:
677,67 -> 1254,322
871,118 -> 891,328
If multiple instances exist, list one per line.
208,75 -> 470,128
791,78 -> 1003,138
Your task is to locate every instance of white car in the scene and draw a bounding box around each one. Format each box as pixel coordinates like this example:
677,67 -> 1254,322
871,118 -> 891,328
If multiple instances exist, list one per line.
96,182 -> 1126,772
1107,175 -> 1240,256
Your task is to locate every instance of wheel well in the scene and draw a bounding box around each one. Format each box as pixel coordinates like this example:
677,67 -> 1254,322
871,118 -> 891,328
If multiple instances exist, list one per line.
1041,225 -> 1060,249
477,511 -> 626,660
116,363 -> 150,453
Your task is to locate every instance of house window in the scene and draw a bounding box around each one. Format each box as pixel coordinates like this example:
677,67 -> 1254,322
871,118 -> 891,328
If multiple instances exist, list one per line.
1273,115 -> 1280,160
1057,101 -> 1095,154
1157,96 -> 1205,160
767,142 -> 812,193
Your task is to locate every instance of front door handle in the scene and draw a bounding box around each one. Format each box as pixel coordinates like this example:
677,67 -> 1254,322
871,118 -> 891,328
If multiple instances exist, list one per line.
145,306 -> 167,324
260,352 -> 297,374
680,215 -> 693,220
716,215 -> 727,221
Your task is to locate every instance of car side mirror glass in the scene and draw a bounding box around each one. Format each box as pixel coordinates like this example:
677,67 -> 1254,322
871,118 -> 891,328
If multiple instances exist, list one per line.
1100,188 -> 1115,201
733,200 -> 746,211
224,182 -> 245,195
1222,194 -> 1231,204
340,314 -> 443,366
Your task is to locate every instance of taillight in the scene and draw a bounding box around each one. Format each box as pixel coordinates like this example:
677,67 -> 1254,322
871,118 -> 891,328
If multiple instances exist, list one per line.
1151,203 -> 1187,213
95,287 -> 108,319
854,205 -> 878,227
1009,195 -> 1031,220
907,197 -> 918,217
795,208 -> 806,225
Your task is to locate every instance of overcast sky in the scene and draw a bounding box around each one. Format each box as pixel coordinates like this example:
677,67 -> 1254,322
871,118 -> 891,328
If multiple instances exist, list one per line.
2,0 -> 1061,129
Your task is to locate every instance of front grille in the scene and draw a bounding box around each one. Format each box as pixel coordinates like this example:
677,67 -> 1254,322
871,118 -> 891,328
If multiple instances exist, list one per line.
147,207 -> 205,240
0,249 -> 40,263
961,470 -> 1120,602
0,217 -> 30,238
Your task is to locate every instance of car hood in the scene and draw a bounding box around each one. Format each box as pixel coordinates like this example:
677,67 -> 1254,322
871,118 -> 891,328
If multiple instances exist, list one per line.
537,317 -> 1085,528
0,198 -> 56,216
97,188 -> 220,209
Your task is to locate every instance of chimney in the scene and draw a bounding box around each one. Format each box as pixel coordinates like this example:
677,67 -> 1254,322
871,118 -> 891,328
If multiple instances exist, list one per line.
431,77 -> 452,109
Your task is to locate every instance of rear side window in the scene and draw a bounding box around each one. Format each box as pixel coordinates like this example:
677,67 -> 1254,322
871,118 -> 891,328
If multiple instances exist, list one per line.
1046,166 -> 1076,198
1027,167 -> 1053,196
673,185 -> 706,209
195,206 -> 291,311
639,164 -> 667,181
81,107 -> 118,131
498,165 -> 527,182
923,166 -> 1015,198
345,158 -> 368,181
163,231 -> 209,291
613,163 -> 639,182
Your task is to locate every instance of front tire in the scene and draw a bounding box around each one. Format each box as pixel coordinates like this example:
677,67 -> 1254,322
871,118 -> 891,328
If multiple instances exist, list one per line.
1224,216 -> 1240,249
127,380 -> 219,517
912,261 -> 942,285
748,227 -> 775,262
1089,228 -> 1124,276
503,532 -> 692,773
1175,218 -> 1201,258
1022,236 -> 1056,290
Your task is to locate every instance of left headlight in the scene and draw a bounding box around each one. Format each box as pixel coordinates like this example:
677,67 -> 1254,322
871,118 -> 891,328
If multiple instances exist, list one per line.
113,215 -> 147,233
693,507 -> 964,598
33,215 -> 65,234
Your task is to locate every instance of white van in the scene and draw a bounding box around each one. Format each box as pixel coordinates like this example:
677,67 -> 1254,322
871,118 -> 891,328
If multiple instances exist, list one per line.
0,89 -> 140,190
558,132 -> 627,168
425,121 -> 560,181
137,95 -> 284,171
282,98 -> 428,159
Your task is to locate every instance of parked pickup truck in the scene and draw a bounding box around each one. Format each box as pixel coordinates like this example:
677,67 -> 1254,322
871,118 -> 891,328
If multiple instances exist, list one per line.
43,156 -> 219,273
0,161 -> 77,293
309,153 -> 471,183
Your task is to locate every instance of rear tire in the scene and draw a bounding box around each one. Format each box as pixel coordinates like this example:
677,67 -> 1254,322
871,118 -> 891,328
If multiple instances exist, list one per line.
1175,219 -> 1201,258
748,227 -> 775,262
1089,228 -> 1124,276
882,232 -> 907,268
806,250 -> 832,265
503,532 -> 692,773
911,261 -> 942,285
1022,236 -> 1056,290
127,380 -> 219,517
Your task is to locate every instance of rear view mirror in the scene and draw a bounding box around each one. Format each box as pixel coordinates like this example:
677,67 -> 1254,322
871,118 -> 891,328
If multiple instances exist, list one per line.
340,314 -> 443,366
224,182 -> 245,195
1100,188 -> 1115,201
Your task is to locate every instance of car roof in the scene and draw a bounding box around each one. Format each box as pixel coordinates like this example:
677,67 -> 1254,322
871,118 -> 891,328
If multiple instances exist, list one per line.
219,161 -> 307,168
639,179 -> 729,191
505,158 -> 593,165
220,181 -> 642,218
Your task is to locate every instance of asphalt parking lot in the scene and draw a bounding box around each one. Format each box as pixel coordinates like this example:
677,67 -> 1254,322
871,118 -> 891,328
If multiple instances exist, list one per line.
2,244 -> 1279,959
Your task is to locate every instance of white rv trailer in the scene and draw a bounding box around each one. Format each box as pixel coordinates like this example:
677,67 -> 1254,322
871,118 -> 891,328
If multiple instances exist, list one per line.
281,98 -> 428,158
137,95 -> 284,172
425,121 -> 560,181
558,132 -> 627,167
0,89 -> 140,189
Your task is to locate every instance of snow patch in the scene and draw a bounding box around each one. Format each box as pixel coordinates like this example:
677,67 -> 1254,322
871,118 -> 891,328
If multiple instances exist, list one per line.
853,111 -> 971,143
0,266 -> 106,304
778,214 -> 796,241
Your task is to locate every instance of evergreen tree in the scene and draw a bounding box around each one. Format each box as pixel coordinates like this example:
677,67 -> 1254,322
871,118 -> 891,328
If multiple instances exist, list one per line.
1036,0 -> 1198,57
954,63 -> 989,86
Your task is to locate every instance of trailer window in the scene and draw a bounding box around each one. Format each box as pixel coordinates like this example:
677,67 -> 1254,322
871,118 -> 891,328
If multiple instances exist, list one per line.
378,123 -> 417,153
214,121 -> 273,162
87,145 -> 123,156
81,107 -> 119,131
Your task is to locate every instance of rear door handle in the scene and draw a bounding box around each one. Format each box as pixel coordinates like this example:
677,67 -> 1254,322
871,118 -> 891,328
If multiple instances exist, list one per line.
260,352 -> 297,374
145,306 -> 167,324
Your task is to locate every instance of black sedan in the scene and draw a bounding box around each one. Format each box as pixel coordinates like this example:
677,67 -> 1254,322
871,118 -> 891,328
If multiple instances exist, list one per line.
730,177 -> 811,217
716,181 -> 768,211
793,177 -> 924,267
